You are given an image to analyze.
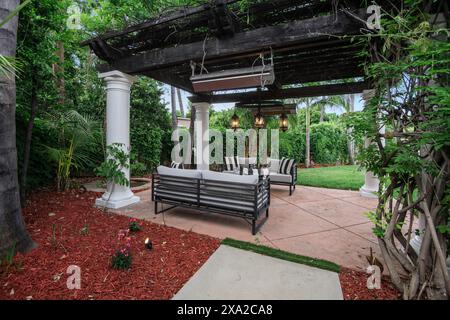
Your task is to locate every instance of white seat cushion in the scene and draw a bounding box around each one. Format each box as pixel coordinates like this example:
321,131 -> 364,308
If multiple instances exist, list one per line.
157,166 -> 202,179
202,170 -> 258,185
269,172 -> 292,183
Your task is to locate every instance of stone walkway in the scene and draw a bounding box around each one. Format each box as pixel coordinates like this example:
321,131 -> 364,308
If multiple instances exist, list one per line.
112,185 -> 380,271
173,245 -> 343,300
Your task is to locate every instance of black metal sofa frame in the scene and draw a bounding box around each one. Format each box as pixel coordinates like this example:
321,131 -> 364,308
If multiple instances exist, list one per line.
152,173 -> 270,235
269,163 -> 297,196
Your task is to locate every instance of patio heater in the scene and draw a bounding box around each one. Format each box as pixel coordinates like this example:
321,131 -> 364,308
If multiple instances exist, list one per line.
190,52 -> 275,92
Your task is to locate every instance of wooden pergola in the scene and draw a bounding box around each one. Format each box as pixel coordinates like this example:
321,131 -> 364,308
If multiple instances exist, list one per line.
83,0 -> 384,208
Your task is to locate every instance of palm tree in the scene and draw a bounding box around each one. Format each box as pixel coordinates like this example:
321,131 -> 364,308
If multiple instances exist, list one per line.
176,88 -> 185,117
0,0 -> 35,256
43,110 -> 103,191
290,96 -> 334,167
170,85 -> 177,129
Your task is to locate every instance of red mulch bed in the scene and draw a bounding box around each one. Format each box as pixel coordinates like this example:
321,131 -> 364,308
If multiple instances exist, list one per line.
0,189 -> 220,300
339,267 -> 401,300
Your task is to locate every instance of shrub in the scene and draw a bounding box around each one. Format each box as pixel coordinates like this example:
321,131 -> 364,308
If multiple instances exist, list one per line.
310,122 -> 347,164
112,229 -> 132,270
128,219 -> 141,232
131,126 -> 163,175
111,248 -> 132,270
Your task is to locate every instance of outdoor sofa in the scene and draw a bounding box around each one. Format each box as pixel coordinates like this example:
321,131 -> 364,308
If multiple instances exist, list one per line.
152,166 -> 270,235
223,156 -> 297,196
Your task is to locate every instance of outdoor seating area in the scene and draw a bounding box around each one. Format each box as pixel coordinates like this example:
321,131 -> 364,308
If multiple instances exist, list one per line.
1,0 -> 447,303
117,182 -> 380,271
153,166 -> 270,234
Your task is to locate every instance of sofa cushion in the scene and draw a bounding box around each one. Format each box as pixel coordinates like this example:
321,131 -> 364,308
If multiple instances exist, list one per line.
278,158 -> 294,175
224,156 -> 239,171
202,170 -> 258,185
269,172 -> 292,183
157,166 -> 201,179
268,158 -> 280,173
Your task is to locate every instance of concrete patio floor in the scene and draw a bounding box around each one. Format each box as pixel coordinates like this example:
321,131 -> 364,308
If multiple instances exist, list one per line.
112,185 -> 380,271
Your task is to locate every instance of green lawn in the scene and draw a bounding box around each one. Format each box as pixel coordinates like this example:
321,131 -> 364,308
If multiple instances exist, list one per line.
296,165 -> 364,191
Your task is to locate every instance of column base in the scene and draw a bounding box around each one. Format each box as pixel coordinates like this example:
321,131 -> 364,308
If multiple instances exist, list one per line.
96,195 -> 140,209
359,185 -> 378,198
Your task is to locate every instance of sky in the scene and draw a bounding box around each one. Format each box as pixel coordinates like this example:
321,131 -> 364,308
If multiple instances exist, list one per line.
160,84 -> 364,115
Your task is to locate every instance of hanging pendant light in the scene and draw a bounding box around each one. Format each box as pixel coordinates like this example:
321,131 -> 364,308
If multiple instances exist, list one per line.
254,108 -> 265,129
279,113 -> 288,132
230,112 -> 240,131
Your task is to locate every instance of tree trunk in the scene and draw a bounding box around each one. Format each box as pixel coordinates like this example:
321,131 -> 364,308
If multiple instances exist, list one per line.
176,88 -> 185,117
19,76 -> 38,206
347,95 -> 355,164
319,104 -> 324,122
170,86 -> 177,129
54,41 -> 65,105
0,0 -> 36,256
305,103 -> 311,168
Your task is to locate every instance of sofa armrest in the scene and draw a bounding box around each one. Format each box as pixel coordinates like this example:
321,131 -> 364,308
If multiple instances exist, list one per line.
290,162 -> 297,185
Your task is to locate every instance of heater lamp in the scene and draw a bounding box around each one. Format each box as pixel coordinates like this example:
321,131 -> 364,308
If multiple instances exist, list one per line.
191,65 -> 275,93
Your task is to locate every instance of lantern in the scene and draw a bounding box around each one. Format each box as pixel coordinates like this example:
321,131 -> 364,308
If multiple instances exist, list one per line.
230,112 -> 240,131
279,113 -> 288,132
254,109 -> 265,129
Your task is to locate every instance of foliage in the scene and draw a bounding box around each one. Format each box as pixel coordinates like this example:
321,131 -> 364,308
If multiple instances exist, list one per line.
42,110 -> 102,191
128,219 -> 142,233
111,229 -> 132,270
0,0 -> 30,77
310,122 -> 347,164
347,1 -> 450,299
95,143 -> 130,188
111,248 -> 132,270
130,77 -> 172,173
14,1 -> 174,191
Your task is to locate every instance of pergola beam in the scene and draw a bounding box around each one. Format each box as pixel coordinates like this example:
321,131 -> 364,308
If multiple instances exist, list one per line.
96,8 -> 367,75
188,81 -> 369,103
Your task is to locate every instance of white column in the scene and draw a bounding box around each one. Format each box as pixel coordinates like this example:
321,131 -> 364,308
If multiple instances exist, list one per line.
193,102 -> 210,171
360,89 -> 383,198
95,70 -> 140,209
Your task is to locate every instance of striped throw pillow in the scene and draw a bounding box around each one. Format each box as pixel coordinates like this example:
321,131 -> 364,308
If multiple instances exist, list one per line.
225,157 -> 238,171
171,161 -> 182,169
279,158 -> 294,175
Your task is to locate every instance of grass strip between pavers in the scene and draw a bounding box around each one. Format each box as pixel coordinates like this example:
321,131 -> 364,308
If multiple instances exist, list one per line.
222,238 -> 340,273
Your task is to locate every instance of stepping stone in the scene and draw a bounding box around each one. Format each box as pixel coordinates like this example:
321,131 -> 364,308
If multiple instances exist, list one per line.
173,245 -> 343,300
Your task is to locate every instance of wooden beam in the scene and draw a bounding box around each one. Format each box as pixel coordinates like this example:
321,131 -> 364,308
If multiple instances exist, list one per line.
81,0 -> 240,45
189,81 -> 369,103
98,9 -> 367,75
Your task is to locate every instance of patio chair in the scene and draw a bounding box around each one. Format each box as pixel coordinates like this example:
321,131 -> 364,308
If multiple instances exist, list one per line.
268,158 -> 297,195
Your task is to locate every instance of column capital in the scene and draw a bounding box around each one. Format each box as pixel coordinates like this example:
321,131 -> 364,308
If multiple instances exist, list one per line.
192,102 -> 210,113
99,70 -> 136,90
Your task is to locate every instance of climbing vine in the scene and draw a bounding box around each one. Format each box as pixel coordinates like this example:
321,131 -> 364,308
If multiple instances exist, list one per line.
347,0 -> 449,299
